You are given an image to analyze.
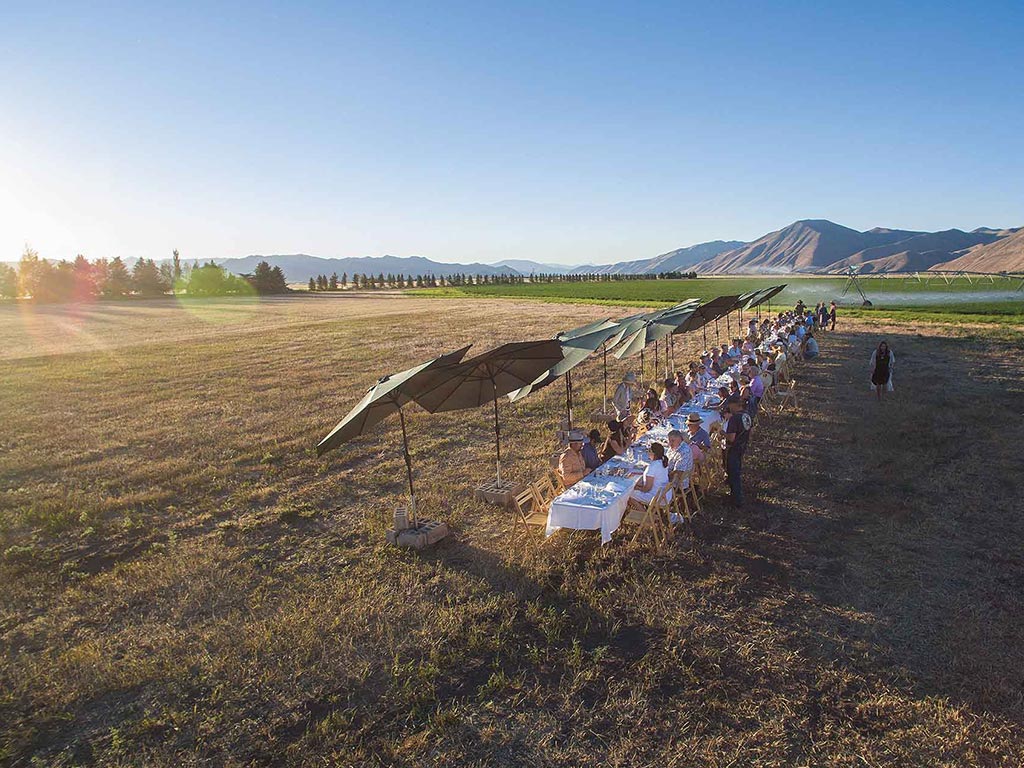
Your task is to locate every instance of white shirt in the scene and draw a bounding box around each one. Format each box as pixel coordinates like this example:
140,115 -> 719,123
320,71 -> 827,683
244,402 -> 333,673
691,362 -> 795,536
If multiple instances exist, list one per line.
666,444 -> 694,487
642,460 -> 670,494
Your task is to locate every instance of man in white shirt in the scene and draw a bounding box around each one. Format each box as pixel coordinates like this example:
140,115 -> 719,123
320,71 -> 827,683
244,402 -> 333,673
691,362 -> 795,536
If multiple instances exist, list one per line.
666,429 -> 694,488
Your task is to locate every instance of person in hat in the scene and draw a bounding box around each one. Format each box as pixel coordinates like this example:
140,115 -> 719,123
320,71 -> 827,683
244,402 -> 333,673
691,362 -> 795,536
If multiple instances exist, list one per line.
723,395 -> 752,507
558,429 -> 588,487
612,372 -> 636,419
581,428 -> 602,470
685,412 -> 711,460
829,300 -> 837,331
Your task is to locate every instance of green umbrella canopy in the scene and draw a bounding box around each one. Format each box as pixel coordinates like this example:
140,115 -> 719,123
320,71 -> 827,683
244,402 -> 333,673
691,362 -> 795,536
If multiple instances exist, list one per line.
557,317 -> 619,341
612,303 -> 700,359
737,288 -> 765,310
744,283 -> 788,310
673,294 -> 742,335
315,344 -> 472,456
413,339 -> 565,413
508,323 -> 623,402
412,339 -> 566,486
606,311 -> 652,348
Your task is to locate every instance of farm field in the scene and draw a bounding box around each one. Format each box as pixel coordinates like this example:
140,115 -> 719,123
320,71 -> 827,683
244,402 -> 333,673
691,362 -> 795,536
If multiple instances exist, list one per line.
411,276 -> 1024,325
2,293 -> 1024,766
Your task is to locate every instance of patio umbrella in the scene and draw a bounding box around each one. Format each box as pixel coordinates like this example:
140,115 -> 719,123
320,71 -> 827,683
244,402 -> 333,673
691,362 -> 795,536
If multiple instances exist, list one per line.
413,339 -> 565,487
674,294 -> 742,349
556,318 -> 621,412
507,322 -> 621,429
613,302 -> 699,360
607,306 -> 684,386
315,344 -> 472,525
747,284 -> 787,316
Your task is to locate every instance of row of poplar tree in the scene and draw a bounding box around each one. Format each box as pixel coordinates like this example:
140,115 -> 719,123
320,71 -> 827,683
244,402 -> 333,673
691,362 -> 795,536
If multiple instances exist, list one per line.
0,248 -> 290,302
306,269 -> 697,291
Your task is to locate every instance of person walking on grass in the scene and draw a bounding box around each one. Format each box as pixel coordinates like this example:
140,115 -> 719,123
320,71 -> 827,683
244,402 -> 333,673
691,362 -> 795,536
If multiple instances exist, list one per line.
869,341 -> 895,401
829,301 -> 837,331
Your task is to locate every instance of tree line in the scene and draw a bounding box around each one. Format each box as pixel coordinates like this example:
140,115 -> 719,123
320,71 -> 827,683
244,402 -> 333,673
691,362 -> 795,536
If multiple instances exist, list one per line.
306,269 -> 698,291
0,248 -> 289,302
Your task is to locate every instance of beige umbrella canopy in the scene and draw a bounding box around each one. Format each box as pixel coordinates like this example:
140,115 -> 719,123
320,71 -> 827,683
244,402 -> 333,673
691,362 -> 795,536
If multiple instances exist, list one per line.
413,340 -> 565,486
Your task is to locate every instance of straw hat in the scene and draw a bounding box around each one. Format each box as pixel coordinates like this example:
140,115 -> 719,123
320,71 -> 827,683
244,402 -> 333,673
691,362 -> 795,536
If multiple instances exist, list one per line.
623,372 -> 637,384
686,412 -> 703,425
567,429 -> 585,442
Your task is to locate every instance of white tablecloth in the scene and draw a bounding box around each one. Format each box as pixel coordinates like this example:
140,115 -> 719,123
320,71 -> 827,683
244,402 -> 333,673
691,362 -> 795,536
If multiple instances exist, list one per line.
545,395 -> 723,545
546,474 -> 637,545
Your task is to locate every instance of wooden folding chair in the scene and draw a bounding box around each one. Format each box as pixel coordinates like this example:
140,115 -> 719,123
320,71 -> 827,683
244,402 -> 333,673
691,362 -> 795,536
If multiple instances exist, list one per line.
622,485 -> 670,549
671,469 -> 701,523
777,378 -> 798,413
510,485 -> 548,551
535,473 -> 559,505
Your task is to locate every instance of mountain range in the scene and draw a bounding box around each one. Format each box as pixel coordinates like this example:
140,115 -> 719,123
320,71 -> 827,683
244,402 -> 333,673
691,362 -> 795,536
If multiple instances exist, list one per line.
216,219 -> 1024,281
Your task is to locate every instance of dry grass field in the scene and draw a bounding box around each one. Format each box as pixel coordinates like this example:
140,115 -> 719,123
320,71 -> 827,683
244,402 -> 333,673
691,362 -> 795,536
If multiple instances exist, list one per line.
2,293 -> 1024,766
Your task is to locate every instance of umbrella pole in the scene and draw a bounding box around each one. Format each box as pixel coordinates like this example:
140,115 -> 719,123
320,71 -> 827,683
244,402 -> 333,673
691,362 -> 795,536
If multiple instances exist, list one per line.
640,348 -> 645,388
569,370 -> 574,428
492,380 -> 502,487
702,325 -> 707,350
602,343 -> 608,413
398,408 -> 417,527
654,339 -> 658,382
565,372 -> 572,431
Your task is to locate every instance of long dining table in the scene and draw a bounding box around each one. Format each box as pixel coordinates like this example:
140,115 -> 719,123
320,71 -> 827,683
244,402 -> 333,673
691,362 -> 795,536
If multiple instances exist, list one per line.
545,389 -> 726,545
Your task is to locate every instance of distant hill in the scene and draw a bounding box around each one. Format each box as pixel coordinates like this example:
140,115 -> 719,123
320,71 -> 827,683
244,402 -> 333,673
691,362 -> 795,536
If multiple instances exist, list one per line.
492,259 -> 582,275
587,240 -> 745,275
219,254 -> 520,282
932,228 -> 1024,273
822,229 -> 999,274
695,220 -> 923,274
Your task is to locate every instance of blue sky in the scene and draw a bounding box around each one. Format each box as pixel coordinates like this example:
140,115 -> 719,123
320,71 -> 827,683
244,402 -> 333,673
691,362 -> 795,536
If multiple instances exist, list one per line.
2,1 -> 1022,266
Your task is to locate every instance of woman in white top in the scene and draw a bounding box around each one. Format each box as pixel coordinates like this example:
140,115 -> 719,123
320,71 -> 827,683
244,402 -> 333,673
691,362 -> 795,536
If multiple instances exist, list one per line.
631,442 -> 672,504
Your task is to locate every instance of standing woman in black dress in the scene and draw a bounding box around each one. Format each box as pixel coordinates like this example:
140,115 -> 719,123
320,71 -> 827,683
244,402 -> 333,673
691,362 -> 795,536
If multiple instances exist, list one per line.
869,341 -> 895,401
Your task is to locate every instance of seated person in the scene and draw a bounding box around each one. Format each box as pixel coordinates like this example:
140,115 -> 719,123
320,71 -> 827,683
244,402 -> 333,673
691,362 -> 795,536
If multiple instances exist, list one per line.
749,365 -> 765,401
685,412 -> 711,457
685,367 -> 703,391
673,371 -> 691,402
558,430 -> 588,487
601,420 -> 628,462
804,332 -> 819,359
642,388 -> 660,413
741,337 -> 755,354
666,429 -> 694,488
659,378 -> 677,413
582,428 -> 602,470
727,339 -> 742,358
630,442 -> 672,505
